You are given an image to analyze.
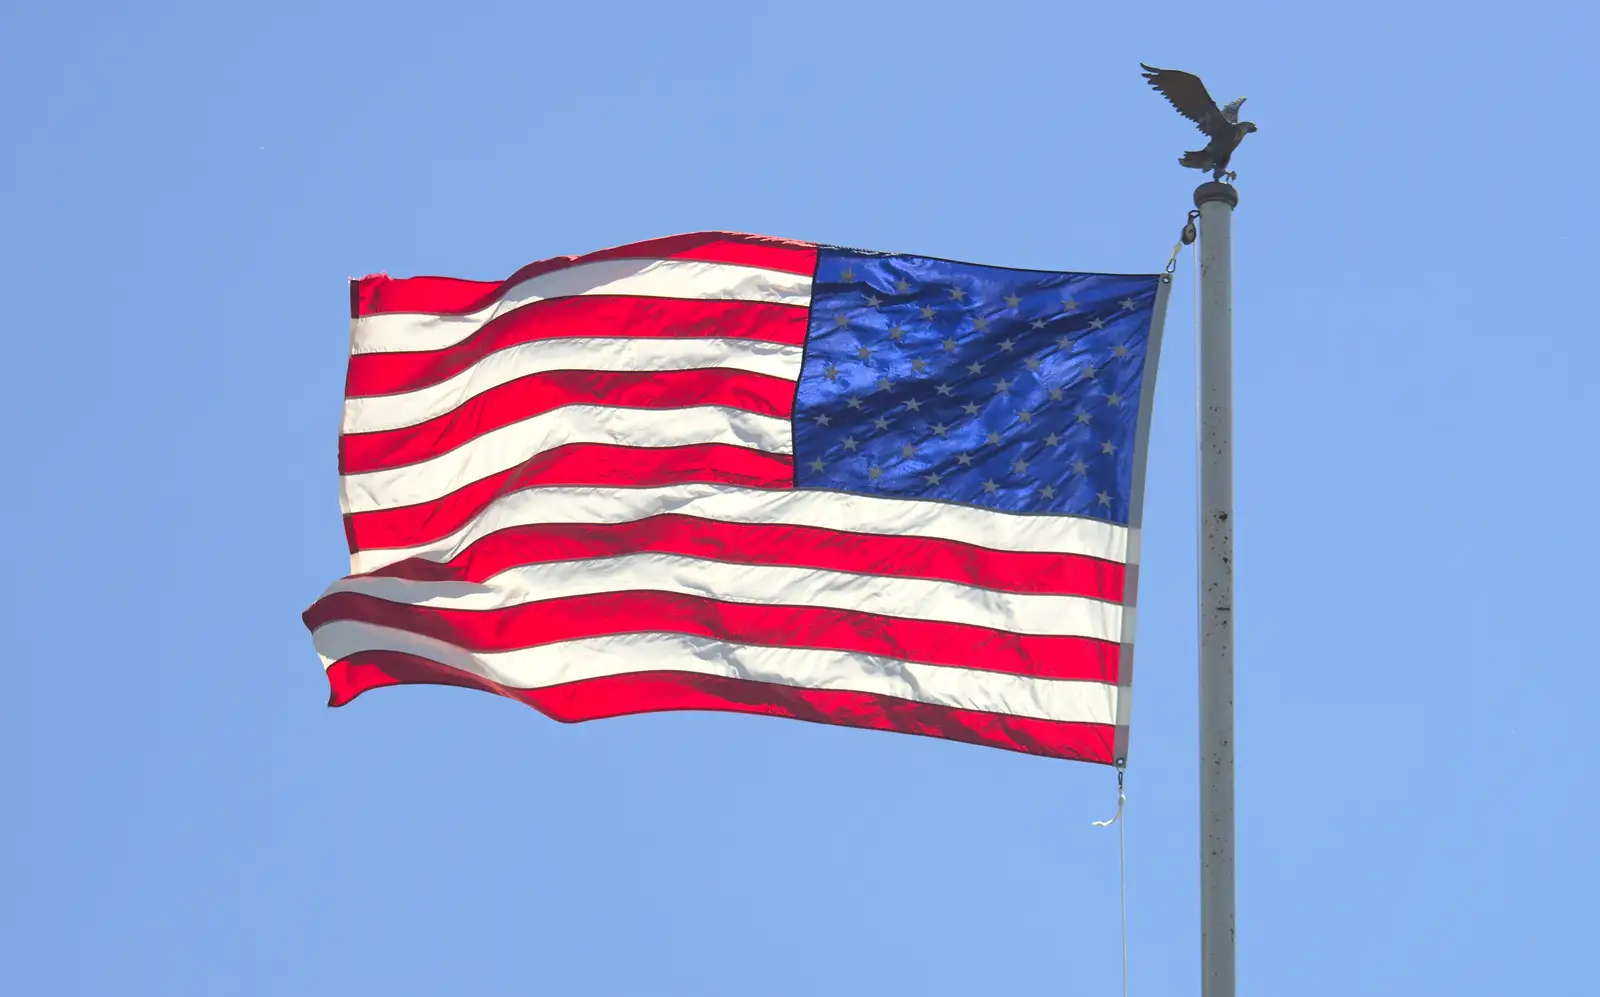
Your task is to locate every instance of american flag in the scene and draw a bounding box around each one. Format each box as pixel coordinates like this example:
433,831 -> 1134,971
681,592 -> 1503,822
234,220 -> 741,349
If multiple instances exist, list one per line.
303,232 -> 1170,764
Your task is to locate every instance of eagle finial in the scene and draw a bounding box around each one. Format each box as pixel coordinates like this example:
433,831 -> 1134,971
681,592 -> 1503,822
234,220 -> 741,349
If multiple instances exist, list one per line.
1139,64 -> 1257,182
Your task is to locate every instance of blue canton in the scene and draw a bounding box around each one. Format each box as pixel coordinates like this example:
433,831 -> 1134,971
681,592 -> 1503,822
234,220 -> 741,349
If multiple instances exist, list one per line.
793,248 -> 1161,523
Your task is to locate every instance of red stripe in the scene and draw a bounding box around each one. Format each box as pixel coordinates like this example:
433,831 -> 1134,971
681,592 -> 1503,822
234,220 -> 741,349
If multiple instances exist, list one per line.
361,516 -> 1122,600
305,591 -> 1118,683
346,297 -> 808,398
323,654 -> 1116,763
353,232 -> 818,318
344,444 -> 793,554
340,370 -> 796,475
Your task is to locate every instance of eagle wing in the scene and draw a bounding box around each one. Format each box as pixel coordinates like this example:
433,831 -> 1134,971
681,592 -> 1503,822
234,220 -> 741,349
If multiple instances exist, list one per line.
1139,64 -> 1227,138
1220,96 -> 1247,124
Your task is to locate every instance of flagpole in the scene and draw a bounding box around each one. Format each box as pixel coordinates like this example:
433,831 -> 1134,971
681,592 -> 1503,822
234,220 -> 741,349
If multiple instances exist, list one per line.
1194,179 -> 1237,997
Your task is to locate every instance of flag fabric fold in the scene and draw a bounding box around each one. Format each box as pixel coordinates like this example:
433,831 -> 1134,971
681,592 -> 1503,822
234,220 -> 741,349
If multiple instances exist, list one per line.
304,232 -> 1170,764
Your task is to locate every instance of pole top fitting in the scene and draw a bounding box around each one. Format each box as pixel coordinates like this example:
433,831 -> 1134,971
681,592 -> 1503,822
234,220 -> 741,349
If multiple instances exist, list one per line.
1193,181 -> 1239,210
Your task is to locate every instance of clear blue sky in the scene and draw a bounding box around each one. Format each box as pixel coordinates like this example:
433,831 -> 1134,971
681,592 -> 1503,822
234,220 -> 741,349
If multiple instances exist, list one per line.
6,2 -> 1596,994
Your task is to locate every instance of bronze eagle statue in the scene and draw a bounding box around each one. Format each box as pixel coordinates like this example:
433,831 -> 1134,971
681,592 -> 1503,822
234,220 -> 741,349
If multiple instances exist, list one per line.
1139,64 -> 1256,182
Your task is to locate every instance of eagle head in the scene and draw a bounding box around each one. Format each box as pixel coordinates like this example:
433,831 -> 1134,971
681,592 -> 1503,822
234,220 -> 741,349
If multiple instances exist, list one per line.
1239,121 -> 1258,134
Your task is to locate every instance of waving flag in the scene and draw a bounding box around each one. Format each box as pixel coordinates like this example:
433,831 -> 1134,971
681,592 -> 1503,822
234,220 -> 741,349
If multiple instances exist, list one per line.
303,232 -> 1171,763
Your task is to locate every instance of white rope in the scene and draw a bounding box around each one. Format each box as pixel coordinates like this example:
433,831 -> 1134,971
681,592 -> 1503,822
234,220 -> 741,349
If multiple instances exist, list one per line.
1092,766 -> 1128,997
1191,230 -> 1205,730
1091,777 -> 1125,828
1087,220 -> 1200,997
1089,220 -> 1195,997
1194,233 -> 1203,631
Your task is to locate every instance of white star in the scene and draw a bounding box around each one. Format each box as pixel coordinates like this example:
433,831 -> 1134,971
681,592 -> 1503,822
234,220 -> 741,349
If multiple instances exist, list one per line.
935,383 -> 954,396
866,294 -> 884,308
921,305 -> 937,320
925,471 -> 944,486
1024,357 -> 1041,371
1107,392 -> 1123,407
974,316 -> 990,331
873,415 -> 891,431
966,361 -> 984,375
911,357 -> 928,373
1044,432 -> 1061,446
1089,317 -> 1106,331
962,402 -> 981,416
1005,293 -> 1022,308
931,422 -> 949,436
900,443 -> 916,458
824,363 -> 841,381
1084,364 -> 1098,379
949,286 -> 966,301
816,413 -> 832,427
834,313 -> 850,328
1076,409 -> 1092,424
888,324 -> 906,341
877,377 -> 893,393
1017,410 -> 1033,424
868,464 -> 883,480
1101,440 -> 1118,454
986,430 -> 1002,445
1111,344 -> 1129,357
895,278 -> 911,294
1062,297 -> 1079,312
1056,334 -> 1073,350
1049,387 -> 1065,401
1097,490 -> 1112,506
994,378 -> 1012,394
905,398 -> 923,412
1040,484 -> 1056,500
1012,458 -> 1029,474
1029,319 -> 1047,330
845,395 -> 863,410
1071,459 -> 1089,475
982,479 -> 999,493
998,338 -> 1015,352
1121,297 -> 1137,310
857,344 -> 871,360
956,452 -> 975,466
943,337 -> 959,352
842,436 -> 859,451
809,457 -> 825,472
841,267 -> 855,282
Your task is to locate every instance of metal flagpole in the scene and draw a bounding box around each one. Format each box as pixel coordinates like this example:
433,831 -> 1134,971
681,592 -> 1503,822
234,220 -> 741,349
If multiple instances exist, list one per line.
1134,59 -> 1254,997
1193,179 -> 1237,997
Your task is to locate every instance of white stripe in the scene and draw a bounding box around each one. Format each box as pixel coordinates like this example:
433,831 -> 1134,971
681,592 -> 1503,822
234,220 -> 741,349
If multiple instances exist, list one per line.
348,483 -> 1129,573
344,337 -> 803,434
340,406 -> 792,514
352,258 -> 814,355
313,621 -> 1119,726
326,552 -> 1120,640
